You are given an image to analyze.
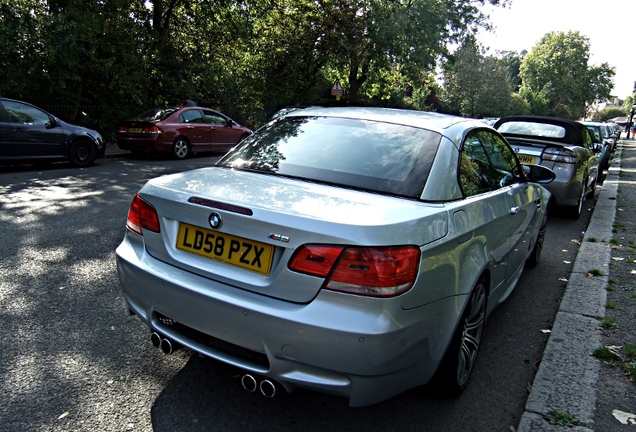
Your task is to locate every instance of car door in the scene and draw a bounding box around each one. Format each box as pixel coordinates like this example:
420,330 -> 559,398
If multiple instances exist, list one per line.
0,102 -> 14,157
458,131 -> 514,289
461,130 -> 538,283
580,127 -> 599,184
1,100 -> 67,158
202,110 -> 243,147
478,130 -> 539,280
177,109 -> 209,151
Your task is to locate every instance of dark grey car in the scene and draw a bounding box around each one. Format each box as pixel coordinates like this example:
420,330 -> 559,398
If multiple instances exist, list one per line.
0,98 -> 105,167
495,116 -> 600,219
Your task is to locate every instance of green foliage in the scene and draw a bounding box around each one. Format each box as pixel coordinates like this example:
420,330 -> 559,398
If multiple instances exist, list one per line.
442,39 -> 515,117
599,316 -> 617,328
508,93 -> 531,115
518,31 -> 615,119
0,0 -> 516,136
593,346 -> 619,361
592,106 -> 626,122
545,410 -> 579,427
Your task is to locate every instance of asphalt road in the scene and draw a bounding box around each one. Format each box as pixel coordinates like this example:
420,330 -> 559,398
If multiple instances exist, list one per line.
0,154 -> 594,431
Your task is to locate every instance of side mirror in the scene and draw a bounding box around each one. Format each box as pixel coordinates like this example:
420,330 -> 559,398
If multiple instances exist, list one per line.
523,164 -> 556,184
46,117 -> 60,129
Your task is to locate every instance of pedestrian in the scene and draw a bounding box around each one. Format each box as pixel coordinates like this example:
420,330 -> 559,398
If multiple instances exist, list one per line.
184,98 -> 196,106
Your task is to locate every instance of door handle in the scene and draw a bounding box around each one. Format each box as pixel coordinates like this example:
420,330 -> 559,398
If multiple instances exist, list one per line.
510,206 -> 519,215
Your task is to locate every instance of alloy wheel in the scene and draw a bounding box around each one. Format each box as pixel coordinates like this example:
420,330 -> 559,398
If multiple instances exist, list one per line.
456,282 -> 486,387
173,139 -> 190,159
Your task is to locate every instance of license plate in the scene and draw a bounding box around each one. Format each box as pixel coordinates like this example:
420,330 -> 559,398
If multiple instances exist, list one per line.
176,223 -> 273,275
128,127 -> 143,133
517,154 -> 536,164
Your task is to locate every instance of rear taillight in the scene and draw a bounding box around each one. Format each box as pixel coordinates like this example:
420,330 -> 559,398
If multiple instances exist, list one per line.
542,147 -> 575,164
126,194 -> 160,235
143,126 -> 160,134
117,125 -> 127,133
289,245 -> 420,297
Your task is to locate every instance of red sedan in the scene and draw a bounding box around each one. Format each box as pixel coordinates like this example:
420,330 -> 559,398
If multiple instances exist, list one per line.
117,106 -> 252,159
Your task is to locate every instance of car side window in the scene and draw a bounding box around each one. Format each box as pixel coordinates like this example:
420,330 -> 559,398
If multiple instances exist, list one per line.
202,110 -> 228,125
2,100 -> 50,125
458,151 -> 483,197
587,127 -> 600,143
459,130 -> 520,197
179,109 -> 204,124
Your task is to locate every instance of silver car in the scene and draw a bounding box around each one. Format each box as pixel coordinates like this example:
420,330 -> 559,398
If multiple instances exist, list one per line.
582,121 -> 613,176
495,116 -> 600,219
116,107 -> 554,406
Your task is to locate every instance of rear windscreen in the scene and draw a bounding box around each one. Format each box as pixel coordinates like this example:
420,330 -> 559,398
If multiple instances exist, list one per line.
498,121 -> 567,139
217,116 -> 442,198
133,108 -> 178,122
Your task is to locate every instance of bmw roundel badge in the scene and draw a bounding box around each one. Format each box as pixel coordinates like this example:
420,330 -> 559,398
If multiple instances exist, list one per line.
209,212 -> 222,229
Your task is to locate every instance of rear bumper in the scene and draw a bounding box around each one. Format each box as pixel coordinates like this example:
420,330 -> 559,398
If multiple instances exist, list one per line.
115,233 -> 462,406
541,164 -> 583,207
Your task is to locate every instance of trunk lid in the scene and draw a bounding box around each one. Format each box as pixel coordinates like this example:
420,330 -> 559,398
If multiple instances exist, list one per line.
136,167 -> 449,303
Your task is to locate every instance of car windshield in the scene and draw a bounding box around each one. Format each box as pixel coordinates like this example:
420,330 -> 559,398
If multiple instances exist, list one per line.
217,116 -> 441,198
498,121 -> 567,138
132,108 -> 178,122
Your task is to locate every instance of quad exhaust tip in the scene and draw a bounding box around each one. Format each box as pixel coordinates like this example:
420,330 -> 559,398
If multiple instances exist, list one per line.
150,334 -> 275,397
241,374 -> 276,398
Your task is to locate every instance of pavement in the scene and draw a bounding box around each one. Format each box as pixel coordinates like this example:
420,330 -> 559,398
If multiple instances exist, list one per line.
518,136 -> 630,432
105,140 -> 628,430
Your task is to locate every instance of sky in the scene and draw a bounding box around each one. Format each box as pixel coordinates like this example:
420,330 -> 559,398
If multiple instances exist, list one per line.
477,0 -> 636,99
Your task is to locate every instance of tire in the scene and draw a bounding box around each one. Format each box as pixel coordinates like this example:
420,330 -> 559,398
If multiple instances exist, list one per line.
566,178 -> 587,220
172,138 -> 191,160
69,140 -> 96,167
526,217 -> 547,268
587,177 -> 597,199
432,278 -> 487,396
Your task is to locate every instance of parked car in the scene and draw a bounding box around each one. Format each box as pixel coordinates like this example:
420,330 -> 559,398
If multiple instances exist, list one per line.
607,122 -> 620,150
116,106 -> 252,159
494,116 -> 599,219
116,107 -> 555,406
582,121 -> 613,175
0,97 -> 105,167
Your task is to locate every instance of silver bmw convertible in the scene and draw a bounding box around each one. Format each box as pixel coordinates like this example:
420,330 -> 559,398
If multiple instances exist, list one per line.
115,107 -> 554,406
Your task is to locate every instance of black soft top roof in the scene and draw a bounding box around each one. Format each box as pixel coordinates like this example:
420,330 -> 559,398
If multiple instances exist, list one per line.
494,115 -> 588,144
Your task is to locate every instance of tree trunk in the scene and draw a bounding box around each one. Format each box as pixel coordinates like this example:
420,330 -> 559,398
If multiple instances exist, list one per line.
347,56 -> 369,104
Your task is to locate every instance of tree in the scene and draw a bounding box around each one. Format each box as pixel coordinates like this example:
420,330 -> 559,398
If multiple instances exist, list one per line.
0,0 -> 513,137
442,39 -> 514,118
518,31 -> 615,119
592,106 -> 625,122
318,0 -> 506,104
496,50 -> 525,91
